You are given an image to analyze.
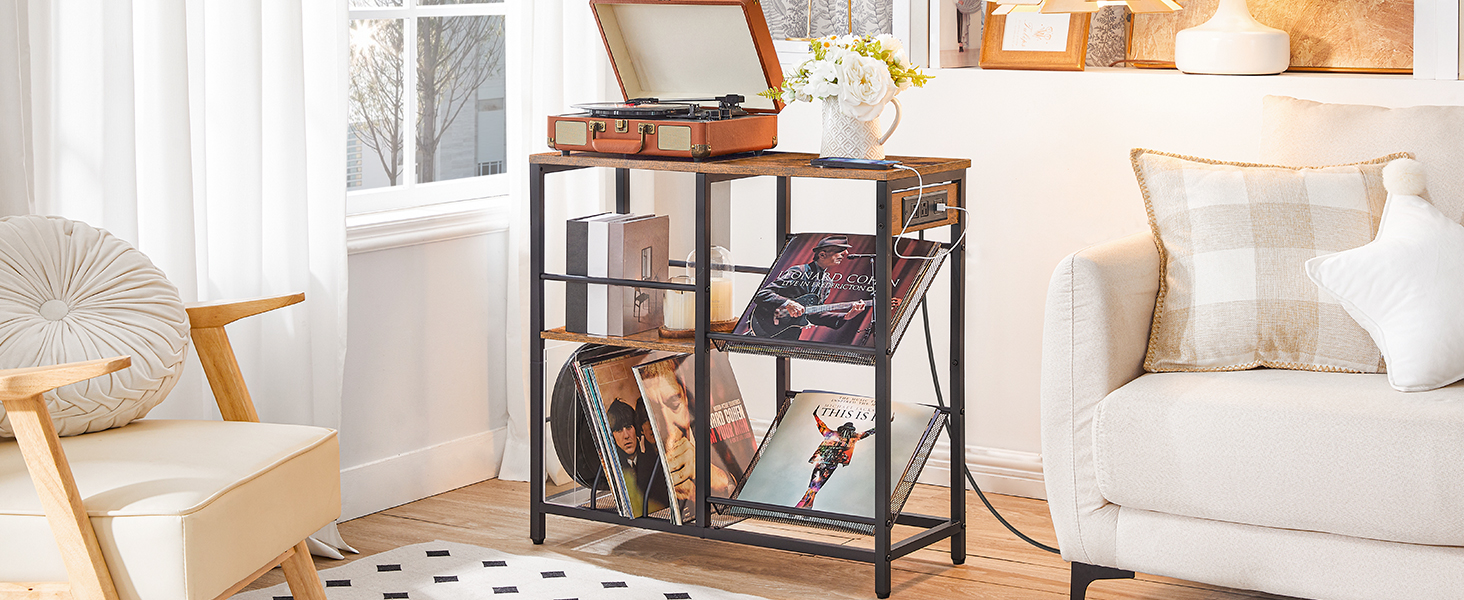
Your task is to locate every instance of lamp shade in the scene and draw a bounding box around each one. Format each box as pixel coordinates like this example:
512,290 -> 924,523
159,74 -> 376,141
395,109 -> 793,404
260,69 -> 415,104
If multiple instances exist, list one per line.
989,0 -> 1180,14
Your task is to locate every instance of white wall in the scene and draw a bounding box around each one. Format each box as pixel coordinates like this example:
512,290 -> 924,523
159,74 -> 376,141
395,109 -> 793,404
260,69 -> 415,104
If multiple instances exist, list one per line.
645,68 -> 1464,498
339,222 -> 511,520
340,67 -> 1464,521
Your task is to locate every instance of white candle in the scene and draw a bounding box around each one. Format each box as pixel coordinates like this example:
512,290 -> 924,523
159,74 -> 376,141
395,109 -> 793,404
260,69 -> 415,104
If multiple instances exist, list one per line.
710,278 -> 734,322
663,289 -> 695,330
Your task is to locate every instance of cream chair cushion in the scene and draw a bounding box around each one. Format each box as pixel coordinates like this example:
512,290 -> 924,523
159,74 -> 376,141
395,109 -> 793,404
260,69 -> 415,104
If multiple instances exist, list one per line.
1093,369 -> 1464,547
0,420 -> 339,600
0,216 -> 190,437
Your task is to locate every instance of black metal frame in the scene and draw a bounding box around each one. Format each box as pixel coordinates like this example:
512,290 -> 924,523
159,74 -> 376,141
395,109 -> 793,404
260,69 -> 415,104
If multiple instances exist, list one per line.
528,159 -> 967,598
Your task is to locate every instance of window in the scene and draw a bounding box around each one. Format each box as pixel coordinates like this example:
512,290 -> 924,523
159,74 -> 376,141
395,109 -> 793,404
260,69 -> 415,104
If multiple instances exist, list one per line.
347,0 -> 510,215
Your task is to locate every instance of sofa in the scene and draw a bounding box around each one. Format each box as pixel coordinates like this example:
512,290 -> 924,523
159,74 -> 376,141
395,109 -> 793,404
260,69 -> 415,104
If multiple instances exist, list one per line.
1039,97 -> 1464,600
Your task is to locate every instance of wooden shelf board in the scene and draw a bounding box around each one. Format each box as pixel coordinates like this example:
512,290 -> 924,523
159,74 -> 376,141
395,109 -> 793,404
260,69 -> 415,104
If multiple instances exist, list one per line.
541,327 -> 694,353
530,151 -> 970,182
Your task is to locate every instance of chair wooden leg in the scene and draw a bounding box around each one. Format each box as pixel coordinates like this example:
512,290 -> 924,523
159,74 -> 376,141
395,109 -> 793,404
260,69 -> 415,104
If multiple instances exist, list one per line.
1071,561 -> 1134,600
4,393 -> 121,600
281,540 -> 328,600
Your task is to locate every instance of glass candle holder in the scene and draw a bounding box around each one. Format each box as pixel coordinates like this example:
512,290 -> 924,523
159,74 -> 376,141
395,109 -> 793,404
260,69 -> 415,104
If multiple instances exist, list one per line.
658,275 -> 696,339
686,246 -> 737,332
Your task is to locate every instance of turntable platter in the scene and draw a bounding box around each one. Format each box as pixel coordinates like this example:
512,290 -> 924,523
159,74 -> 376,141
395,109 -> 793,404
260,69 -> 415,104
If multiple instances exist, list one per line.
572,101 -> 696,118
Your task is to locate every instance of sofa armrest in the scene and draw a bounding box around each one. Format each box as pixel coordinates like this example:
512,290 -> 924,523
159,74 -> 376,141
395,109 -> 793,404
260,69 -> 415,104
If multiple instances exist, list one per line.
1040,232 -> 1159,566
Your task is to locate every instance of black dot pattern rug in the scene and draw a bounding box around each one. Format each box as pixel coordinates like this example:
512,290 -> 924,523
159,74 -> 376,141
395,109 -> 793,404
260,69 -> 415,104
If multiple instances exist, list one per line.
233,540 -> 768,600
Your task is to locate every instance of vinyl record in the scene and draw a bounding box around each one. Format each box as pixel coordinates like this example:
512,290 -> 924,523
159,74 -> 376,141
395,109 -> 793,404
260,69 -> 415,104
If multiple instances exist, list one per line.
572,101 -> 695,118
549,345 -> 610,490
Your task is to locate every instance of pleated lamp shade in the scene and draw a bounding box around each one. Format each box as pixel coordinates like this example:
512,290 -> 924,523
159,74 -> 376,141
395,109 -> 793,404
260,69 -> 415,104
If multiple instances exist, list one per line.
988,0 -> 1181,14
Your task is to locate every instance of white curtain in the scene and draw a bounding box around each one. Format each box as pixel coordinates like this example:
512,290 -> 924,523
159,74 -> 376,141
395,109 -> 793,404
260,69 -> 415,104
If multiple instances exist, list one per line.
1,0 -> 350,552
499,0 -> 614,481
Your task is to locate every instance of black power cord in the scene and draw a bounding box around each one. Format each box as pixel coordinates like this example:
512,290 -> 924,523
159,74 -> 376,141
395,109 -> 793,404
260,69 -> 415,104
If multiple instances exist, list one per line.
916,232 -> 1060,555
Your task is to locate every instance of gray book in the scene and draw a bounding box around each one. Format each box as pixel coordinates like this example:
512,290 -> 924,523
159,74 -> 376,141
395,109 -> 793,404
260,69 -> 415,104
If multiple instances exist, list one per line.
607,215 -> 669,336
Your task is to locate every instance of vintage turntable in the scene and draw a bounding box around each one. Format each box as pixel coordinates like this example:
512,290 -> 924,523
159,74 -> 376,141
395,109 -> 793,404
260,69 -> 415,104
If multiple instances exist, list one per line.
547,0 -> 784,160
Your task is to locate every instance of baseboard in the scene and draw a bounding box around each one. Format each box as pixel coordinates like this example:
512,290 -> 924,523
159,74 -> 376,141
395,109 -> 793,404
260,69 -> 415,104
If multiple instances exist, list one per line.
921,443 -> 1047,500
341,427 -> 508,520
744,417 -> 1047,501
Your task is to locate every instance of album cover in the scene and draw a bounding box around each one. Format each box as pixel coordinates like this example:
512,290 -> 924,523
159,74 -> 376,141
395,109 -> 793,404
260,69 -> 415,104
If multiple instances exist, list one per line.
729,390 -> 945,533
720,233 -> 944,364
632,351 -> 757,525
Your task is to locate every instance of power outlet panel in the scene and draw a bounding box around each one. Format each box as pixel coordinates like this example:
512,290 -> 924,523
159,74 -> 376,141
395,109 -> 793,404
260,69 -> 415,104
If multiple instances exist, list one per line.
893,182 -> 959,234
902,189 -> 948,227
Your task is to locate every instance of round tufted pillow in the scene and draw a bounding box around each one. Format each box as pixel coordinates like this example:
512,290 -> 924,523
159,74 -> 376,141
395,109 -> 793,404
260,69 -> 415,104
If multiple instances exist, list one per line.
0,216 -> 190,437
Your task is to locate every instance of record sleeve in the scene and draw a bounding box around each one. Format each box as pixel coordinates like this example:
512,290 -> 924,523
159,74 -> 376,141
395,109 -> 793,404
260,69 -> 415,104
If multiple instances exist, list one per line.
719,233 -> 945,364
577,348 -> 678,519
632,351 -> 757,525
729,390 -> 945,534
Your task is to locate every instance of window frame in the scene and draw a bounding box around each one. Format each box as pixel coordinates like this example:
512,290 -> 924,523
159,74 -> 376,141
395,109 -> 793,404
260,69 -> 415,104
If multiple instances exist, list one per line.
346,1 -> 514,216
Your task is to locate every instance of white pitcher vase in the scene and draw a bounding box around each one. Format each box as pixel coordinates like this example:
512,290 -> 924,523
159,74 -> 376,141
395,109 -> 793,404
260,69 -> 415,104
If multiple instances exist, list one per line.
819,97 -> 902,159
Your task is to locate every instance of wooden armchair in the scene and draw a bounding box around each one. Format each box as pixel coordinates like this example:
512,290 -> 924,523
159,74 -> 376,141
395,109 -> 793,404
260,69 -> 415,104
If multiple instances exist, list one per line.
0,293 -> 336,600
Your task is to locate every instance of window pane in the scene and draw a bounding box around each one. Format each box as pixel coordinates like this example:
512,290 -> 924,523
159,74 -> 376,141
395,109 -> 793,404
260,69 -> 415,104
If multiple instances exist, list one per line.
420,0 -> 503,5
350,0 -> 402,8
349,19 -> 406,190
416,15 -> 507,184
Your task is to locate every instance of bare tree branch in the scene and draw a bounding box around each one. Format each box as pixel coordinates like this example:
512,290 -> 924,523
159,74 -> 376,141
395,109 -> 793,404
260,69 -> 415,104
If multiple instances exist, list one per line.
349,20 -> 405,186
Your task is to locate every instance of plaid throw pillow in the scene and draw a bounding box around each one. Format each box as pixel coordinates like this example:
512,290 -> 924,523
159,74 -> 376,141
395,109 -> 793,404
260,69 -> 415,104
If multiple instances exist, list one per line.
1132,148 -> 1409,373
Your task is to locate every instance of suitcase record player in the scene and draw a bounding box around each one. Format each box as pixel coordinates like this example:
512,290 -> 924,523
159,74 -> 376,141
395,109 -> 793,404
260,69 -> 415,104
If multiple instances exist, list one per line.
548,0 -> 784,160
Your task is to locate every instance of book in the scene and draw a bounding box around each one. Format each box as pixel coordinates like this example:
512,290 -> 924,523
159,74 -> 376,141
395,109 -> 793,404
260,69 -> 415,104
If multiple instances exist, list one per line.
719,233 -> 945,365
575,346 -> 678,519
566,212 -> 618,334
607,214 -> 669,337
586,214 -> 639,336
729,390 -> 946,534
631,351 -> 757,525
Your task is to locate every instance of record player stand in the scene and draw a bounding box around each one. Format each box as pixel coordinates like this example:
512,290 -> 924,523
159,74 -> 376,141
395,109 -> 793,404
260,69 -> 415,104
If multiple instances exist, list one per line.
528,152 -> 971,598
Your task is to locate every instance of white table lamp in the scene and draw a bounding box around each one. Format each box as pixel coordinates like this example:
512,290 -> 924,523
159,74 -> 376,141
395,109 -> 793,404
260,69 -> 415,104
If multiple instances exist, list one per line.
1174,0 -> 1289,75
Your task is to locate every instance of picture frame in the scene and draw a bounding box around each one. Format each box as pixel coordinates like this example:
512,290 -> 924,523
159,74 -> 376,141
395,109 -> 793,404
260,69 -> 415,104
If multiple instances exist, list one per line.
979,5 -> 1091,71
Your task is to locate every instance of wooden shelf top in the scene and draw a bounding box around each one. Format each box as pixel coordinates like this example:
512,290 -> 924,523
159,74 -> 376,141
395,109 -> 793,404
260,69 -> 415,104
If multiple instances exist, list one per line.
529,151 -> 970,181
541,327 -> 693,353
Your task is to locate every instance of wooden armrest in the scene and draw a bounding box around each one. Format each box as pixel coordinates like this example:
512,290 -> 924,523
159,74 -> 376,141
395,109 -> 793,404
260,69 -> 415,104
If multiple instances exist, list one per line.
186,292 -> 305,329
0,357 -> 128,600
186,292 -> 305,423
0,356 -> 132,402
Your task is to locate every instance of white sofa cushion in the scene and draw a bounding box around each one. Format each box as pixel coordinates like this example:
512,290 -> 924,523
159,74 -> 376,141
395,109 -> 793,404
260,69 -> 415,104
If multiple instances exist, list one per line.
1261,95 -> 1464,223
0,420 -> 339,600
1094,369 -> 1464,546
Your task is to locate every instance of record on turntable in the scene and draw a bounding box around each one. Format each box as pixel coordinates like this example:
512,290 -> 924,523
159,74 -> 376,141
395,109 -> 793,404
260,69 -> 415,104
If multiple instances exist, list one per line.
572,102 -> 696,119
546,0 -> 784,160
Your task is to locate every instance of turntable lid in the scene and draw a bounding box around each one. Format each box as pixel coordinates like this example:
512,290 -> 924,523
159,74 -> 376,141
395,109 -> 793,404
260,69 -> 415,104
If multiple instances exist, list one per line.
591,0 -> 784,114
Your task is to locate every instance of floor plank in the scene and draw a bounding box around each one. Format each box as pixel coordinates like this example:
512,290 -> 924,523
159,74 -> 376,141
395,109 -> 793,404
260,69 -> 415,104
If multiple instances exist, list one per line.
243,480 -> 1294,600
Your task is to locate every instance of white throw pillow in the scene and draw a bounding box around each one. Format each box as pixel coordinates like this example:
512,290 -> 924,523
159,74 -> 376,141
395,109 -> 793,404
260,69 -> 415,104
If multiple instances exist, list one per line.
1306,178 -> 1464,392
0,216 -> 191,436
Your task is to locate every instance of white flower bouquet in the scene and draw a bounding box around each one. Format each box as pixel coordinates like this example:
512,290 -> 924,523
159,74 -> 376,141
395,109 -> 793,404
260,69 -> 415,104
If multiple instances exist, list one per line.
760,34 -> 931,121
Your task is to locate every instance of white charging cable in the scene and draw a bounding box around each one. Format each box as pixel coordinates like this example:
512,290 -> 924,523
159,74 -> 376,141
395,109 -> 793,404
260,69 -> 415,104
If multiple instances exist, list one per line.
891,164 -> 967,260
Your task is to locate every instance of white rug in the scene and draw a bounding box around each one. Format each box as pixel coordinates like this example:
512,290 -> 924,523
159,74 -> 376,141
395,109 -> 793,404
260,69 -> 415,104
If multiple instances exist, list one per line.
234,540 -> 768,600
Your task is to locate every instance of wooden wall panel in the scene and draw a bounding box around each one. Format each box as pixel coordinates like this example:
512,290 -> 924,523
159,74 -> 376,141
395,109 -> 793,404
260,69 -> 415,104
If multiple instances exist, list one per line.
1129,0 -> 1413,73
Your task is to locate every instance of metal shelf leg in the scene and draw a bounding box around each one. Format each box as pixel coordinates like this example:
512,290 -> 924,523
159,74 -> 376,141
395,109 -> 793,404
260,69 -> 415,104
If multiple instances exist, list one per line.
530,164 -> 547,545
875,180 -> 893,599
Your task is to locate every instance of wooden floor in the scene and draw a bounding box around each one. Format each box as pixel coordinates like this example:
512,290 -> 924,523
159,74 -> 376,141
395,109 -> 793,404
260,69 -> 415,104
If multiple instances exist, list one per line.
246,480 -> 1293,600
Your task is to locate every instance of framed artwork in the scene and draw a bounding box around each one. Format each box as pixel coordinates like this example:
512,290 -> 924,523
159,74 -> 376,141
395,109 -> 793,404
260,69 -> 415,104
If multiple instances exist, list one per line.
1128,0 -> 1412,73
979,5 -> 1091,71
